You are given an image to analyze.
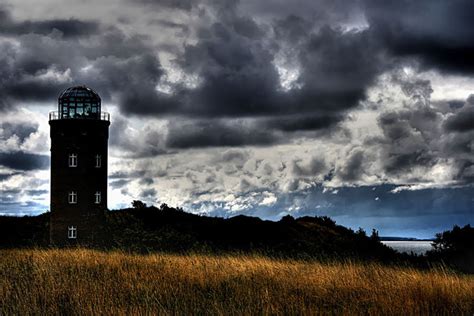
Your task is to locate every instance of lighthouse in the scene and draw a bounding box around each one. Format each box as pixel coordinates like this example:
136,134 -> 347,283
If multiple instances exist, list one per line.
49,86 -> 110,246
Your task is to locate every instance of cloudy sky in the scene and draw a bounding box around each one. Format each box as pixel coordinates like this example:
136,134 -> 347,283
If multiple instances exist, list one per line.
0,0 -> 473,238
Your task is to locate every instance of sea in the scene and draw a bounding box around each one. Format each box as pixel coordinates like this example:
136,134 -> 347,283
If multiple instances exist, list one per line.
381,240 -> 434,255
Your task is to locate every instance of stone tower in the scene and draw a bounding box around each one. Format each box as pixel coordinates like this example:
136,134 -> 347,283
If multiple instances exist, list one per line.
49,85 -> 110,246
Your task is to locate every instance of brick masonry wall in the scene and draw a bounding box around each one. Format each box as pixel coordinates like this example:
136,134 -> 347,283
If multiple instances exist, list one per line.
49,119 -> 110,246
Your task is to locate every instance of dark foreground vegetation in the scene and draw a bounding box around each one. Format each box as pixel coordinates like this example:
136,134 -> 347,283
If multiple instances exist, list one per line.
0,203 -> 473,273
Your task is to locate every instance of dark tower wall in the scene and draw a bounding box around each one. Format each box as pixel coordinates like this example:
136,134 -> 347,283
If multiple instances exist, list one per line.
49,119 -> 110,246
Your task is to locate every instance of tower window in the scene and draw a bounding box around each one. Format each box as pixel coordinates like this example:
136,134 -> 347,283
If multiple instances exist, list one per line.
95,191 -> 101,204
68,226 -> 77,239
68,154 -> 77,167
95,155 -> 101,168
68,191 -> 77,204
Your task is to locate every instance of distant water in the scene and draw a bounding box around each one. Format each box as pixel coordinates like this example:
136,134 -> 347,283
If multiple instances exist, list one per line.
381,241 -> 434,255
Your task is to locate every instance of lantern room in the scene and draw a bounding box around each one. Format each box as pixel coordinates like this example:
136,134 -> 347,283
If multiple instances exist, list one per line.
58,85 -> 101,119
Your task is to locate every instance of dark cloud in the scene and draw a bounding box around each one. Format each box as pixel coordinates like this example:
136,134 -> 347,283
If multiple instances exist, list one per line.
243,0 -> 363,26
293,158 -> 327,177
0,0 -> 385,147
220,149 -> 249,163
149,19 -> 190,33
442,131 -> 474,184
25,190 -> 48,196
2,0 -> 471,126
170,20 -> 384,120
364,0 -> 474,74
175,20 -> 283,117
166,120 -> 279,148
134,0 -> 194,10
444,106 -> 474,132
376,107 -> 440,176
273,14 -> 313,45
372,85 -> 474,184
108,116 -> 129,149
93,2 -> 387,154
91,53 -> 172,115
1,121 -> 38,142
0,173 -> 17,181
0,4 -> 165,110
110,170 -> 147,179
385,152 -> 435,177
0,189 -> 21,205
0,151 -> 49,171
265,114 -> 343,132
371,76 -> 448,178
110,179 -> 130,189
139,177 -> 154,185
293,26 -> 385,114
0,7 -> 100,38
103,2 -> 383,123
448,100 -> 465,110
140,188 -> 157,199
338,150 -> 365,181
109,116 -> 169,158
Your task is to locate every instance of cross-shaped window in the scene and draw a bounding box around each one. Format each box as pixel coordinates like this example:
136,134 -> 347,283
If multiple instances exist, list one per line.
68,191 -> 77,204
95,191 -> 101,204
68,226 -> 77,239
95,154 -> 101,168
69,154 -> 77,167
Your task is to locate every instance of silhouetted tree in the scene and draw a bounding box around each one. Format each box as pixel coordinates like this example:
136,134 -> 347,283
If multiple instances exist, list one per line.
370,229 -> 380,242
132,200 -> 147,209
319,216 -> 336,227
428,224 -> 474,273
356,227 -> 366,237
431,224 -> 473,253
159,203 -> 169,211
280,215 -> 295,224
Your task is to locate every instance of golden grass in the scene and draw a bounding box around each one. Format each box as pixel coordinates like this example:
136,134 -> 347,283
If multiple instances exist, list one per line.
1,249 -> 473,315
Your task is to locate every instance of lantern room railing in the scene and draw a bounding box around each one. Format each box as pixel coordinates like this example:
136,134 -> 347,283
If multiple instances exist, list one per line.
49,111 -> 110,121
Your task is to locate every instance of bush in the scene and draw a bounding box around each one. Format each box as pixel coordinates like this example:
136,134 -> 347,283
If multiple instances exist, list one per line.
428,225 -> 474,273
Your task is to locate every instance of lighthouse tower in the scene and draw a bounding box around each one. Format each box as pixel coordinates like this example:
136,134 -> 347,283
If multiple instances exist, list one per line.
49,86 -> 110,246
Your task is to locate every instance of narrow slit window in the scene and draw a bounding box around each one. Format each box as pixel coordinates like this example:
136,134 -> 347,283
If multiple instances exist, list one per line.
68,191 -> 77,204
95,154 -> 101,168
68,226 -> 77,239
95,191 -> 101,204
68,154 -> 77,167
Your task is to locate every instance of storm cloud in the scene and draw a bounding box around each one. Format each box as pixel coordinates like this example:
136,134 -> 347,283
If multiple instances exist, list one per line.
0,7 -> 100,38
0,151 -> 49,171
364,0 -> 474,74
1,121 -> 38,142
166,119 -> 279,148
444,105 -> 474,132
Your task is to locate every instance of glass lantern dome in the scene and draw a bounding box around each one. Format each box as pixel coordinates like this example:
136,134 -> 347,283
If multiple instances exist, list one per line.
58,85 -> 101,119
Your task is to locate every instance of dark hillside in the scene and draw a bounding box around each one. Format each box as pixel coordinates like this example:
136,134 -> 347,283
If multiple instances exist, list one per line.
0,213 -> 49,247
106,204 -> 397,260
427,224 -> 474,273
0,204 -> 396,261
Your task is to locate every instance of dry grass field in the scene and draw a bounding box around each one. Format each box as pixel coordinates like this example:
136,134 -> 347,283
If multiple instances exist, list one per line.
1,249 -> 473,315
